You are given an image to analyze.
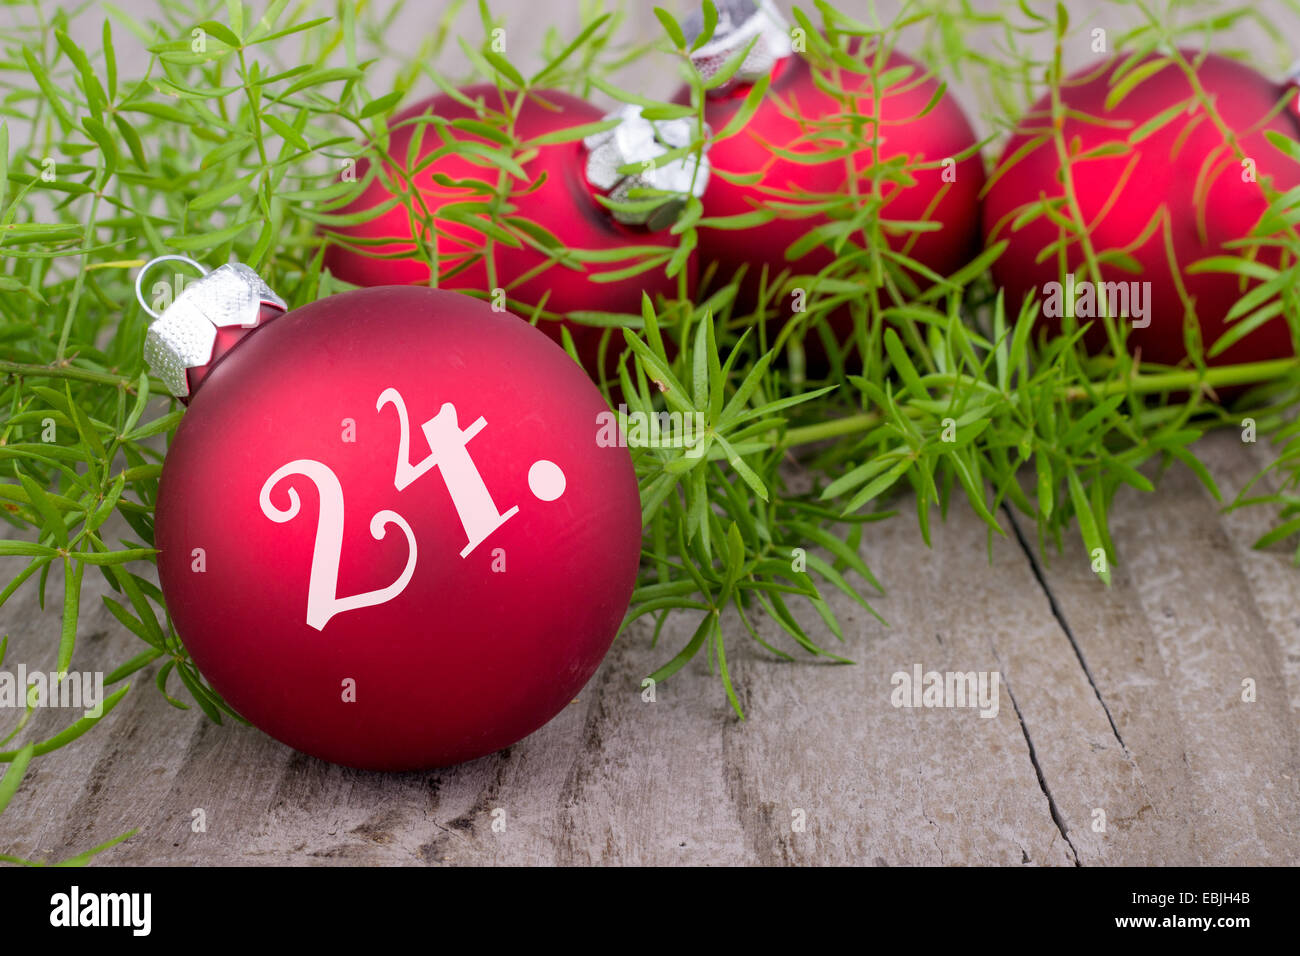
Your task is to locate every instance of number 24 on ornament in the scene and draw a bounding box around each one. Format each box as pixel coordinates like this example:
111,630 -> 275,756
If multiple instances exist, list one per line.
258,386 -> 567,632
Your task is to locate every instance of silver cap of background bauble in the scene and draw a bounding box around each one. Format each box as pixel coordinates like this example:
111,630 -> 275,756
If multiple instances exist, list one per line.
583,104 -> 711,231
683,0 -> 793,96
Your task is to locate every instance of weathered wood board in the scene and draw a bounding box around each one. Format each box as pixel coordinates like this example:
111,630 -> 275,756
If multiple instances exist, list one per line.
2,431 -> 1296,865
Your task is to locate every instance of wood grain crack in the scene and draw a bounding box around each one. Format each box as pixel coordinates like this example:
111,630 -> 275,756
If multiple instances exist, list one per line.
999,667 -> 1080,866
1004,506 -> 1130,755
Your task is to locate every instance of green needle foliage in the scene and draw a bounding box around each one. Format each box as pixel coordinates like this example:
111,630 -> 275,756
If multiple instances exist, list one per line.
4,0 -> 1300,864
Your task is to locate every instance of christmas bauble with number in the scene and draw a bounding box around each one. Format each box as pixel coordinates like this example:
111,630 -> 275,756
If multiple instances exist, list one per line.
677,1 -> 985,351
322,85 -> 706,381
983,51 -> 1300,368
148,269 -> 641,769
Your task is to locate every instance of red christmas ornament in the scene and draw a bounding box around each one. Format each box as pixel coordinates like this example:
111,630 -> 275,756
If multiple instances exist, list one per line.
322,86 -> 708,379
143,258 -> 641,770
676,0 -> 985,343
983,51 -> 1300,368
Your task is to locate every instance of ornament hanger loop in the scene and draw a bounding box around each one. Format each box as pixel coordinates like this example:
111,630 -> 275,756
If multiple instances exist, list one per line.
135,255 -> 209,319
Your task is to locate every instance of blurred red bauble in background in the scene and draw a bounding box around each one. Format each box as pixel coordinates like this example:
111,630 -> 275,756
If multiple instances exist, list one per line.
983,51 -> 1300,369
146,263 -> 641,769
321,86 -> 708,380
676,0 -> 985,354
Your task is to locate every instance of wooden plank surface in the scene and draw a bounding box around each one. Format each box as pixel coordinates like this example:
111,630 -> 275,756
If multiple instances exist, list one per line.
1019,435 -> 1300,865
3,431 -> 1297,865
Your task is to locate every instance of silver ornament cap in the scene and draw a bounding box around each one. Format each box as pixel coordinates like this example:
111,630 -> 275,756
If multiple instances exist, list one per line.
582,104 -> 711,231
139,257 -> 287,399
683,0 -> 793,95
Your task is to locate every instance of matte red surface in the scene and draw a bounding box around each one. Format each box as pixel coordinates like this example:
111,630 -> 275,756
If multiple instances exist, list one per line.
677,48 -> 985,347
322,86 -> 691,379
983,52 -> 1300,367
156,287 -> 642,769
